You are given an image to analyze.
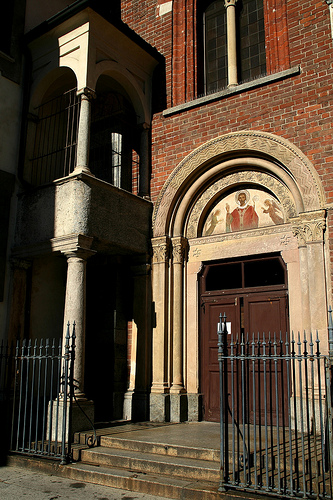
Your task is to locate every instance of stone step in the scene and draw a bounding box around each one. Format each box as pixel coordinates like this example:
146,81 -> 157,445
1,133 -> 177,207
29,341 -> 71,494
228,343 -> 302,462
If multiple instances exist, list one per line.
99,434 -> 220,462
65,462 -> 223,500
80,446 -> 220,481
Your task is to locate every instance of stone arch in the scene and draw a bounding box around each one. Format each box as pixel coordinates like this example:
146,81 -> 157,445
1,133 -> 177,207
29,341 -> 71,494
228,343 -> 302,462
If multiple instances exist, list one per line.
153,130 -> 325,237
92,61 -> 150,125
30,66 -> 78,111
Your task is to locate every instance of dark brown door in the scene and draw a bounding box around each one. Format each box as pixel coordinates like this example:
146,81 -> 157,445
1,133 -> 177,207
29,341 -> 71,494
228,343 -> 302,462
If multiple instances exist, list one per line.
201,291 -> 288,422
200,295 -> 240,422
200,256 -> 289,423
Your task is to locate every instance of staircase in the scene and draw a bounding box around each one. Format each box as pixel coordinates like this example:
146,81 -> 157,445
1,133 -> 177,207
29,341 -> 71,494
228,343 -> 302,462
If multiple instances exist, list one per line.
68,422 -> 224,500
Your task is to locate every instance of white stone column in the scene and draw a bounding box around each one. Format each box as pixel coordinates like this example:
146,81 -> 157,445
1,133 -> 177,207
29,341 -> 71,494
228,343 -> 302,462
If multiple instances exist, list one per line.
139,123 -> 150,199
62,248 -> 95,397
74,88 -> 96,175
291,210 -> 327,433
150,237 -> 171,421
170,236 -> 188,422
224,0 -> 238,86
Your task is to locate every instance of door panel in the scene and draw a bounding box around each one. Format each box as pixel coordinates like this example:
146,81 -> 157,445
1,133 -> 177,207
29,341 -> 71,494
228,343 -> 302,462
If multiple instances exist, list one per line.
244,292 -> 288,337
200,291 -> 289,423
244,292 -> 289,425
201,297 -> 240,421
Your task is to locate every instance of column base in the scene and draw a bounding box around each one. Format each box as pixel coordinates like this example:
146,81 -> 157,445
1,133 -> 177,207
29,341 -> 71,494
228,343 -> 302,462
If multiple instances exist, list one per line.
150,393 -> 170,422
187,393 -> 203,422
47,398 -> 94,442
170,393 -> 188,422
123,390 -> 150,421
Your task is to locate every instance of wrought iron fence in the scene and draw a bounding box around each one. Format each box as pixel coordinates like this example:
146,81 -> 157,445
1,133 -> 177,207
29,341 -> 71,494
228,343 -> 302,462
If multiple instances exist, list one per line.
217,313 -> 333,499
0,323 -> 76,464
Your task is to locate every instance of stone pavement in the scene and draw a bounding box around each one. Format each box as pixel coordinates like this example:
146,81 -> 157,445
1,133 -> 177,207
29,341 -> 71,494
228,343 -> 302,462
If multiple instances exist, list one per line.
0,465 -> 169,500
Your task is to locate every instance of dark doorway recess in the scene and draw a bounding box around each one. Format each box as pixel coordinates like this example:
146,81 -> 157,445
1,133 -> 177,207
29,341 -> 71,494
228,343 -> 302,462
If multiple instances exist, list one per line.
200,254 -> 289,422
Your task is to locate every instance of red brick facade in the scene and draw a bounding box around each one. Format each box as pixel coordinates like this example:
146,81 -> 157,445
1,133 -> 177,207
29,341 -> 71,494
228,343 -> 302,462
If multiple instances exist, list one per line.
121,1 -> 333,294
122,2 -> 332,190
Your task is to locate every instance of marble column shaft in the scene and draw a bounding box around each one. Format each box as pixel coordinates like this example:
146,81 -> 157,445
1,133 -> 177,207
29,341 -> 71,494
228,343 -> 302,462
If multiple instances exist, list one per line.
74,88 -> 95,175
62,249 -> 94,396
225,0 -> 238,86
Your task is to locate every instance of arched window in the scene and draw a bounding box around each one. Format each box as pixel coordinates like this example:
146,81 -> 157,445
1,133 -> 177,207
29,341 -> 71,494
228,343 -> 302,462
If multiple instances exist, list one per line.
27,70 -> 79,187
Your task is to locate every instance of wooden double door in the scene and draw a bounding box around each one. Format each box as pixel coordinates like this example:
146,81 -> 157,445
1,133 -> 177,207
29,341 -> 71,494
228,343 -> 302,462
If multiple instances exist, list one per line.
200,256 -> 289,422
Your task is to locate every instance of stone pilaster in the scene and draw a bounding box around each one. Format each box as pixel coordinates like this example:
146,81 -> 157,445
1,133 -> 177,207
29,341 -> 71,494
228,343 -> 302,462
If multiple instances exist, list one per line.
74,88 -> 96,175
291,210 -> 327,334
139,123 -> 150,199
224,0 -> 238,86
150,237 -> 171,421
7,259 -> 32,344
170,236 -> 188,422
123,260 -> 152,421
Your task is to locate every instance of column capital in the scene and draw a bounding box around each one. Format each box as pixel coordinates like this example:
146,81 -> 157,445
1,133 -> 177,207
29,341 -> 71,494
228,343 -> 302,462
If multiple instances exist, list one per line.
291,210 -> 326,245
139,122 -> 150,131
172,236 -> 188,264
62,248 -> 96,262
10,258 -> 32,270
152,236 -> 171,264
76,87 -> 96,100
224,0 -> 238,7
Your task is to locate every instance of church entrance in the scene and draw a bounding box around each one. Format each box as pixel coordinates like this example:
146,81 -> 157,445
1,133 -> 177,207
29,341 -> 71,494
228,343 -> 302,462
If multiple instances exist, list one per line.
200,254 -> 289,422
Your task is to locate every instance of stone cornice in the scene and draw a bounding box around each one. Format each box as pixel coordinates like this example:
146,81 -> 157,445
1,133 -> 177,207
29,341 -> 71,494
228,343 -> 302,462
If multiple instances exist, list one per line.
11,234 -> 95,259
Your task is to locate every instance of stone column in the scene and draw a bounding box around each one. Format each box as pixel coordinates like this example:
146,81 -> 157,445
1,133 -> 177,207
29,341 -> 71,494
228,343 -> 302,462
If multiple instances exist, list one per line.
170,236 -> 188,422
74,88 -> 96,175
139,123 -> 150,199
150,237 -> 171,421
62,248 -> 95,397
224,0 -> 238,86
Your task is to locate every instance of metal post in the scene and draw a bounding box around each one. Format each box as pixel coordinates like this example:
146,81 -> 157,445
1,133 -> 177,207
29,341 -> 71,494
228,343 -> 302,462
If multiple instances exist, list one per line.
218,312 -> 228,492
326,307 -> 333,493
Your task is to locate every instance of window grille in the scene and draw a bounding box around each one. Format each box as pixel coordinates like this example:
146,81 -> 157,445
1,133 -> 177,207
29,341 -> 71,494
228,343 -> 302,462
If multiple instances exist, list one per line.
29,88 -> 80,187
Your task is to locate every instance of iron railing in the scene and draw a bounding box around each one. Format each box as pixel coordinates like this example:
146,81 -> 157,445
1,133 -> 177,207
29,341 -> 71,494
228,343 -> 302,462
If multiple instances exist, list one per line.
218,313 -> 333,499
29,88 -> 80,186
0,323 -> 76,464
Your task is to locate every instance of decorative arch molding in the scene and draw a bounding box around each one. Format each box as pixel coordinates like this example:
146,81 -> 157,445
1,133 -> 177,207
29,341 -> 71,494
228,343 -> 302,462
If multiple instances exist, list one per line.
153,130 -> 325,237
186,169 -> 297,238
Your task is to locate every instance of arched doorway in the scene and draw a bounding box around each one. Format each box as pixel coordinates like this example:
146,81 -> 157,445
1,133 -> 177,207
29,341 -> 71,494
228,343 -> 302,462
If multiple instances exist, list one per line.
150,131 -> 327,423
199,253 -> 289,422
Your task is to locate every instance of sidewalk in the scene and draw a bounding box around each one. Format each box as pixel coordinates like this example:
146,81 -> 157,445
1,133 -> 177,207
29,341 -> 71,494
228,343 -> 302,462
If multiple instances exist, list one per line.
0,464 -> 169,500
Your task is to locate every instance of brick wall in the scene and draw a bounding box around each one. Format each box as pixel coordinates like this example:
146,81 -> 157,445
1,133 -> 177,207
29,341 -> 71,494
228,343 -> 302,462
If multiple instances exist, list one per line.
122,1 -> 333,287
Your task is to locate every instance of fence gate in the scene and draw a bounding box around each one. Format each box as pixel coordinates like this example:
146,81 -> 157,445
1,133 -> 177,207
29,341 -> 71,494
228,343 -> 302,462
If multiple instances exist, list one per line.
217,312 -> 333,499
0,323 -> 76,464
